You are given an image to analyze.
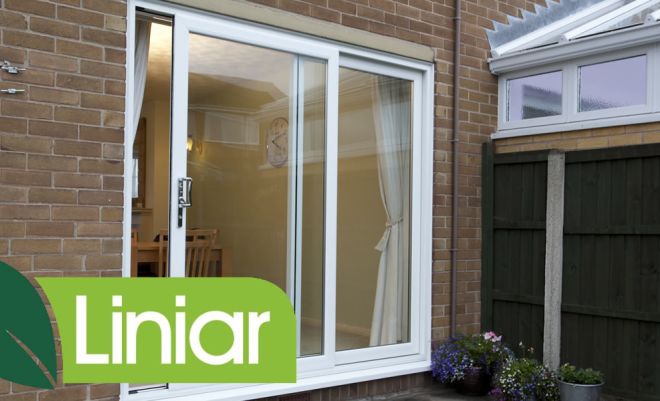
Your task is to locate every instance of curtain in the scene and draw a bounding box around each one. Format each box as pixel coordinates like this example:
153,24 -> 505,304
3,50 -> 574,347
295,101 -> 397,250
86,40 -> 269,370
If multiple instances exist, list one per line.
132,19 -> 151,145
369,75 -> 411,346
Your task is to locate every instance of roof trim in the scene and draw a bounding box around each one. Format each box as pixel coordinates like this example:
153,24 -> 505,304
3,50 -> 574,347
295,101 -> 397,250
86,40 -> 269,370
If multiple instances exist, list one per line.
163,0 -> 435,62
489,22 -> 660,74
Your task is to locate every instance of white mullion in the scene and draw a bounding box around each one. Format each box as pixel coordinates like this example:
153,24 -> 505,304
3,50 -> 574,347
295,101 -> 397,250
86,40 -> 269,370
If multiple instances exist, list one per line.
294,57 -> 305,357
286,58 -> 299,307
168,15 -> 189,278
324,53 -> 339,366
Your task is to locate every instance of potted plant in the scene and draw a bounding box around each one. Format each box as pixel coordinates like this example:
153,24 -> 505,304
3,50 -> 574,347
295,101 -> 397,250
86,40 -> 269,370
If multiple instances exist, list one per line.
490,358 -> 560,401
490,344 -> 559,401
431,332 -> 512,396
558,363 -> 604,401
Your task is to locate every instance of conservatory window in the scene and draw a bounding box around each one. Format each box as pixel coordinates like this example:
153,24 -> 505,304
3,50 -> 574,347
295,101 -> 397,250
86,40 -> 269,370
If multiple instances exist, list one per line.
507,71 -> 562,121
578,55 -> 647,112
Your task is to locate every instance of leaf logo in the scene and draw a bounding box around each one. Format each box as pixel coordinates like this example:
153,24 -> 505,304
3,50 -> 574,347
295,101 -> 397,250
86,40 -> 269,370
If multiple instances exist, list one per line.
0,262 -> 57,389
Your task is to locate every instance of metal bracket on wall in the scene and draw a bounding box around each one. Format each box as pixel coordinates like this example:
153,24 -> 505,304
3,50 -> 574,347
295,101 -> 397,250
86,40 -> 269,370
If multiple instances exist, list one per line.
0,88 -> 25,95
1,61 -> 26,74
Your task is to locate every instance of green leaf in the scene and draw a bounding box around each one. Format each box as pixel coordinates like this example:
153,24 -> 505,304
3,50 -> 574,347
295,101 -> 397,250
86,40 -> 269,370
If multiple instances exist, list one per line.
0,262 -> 57,389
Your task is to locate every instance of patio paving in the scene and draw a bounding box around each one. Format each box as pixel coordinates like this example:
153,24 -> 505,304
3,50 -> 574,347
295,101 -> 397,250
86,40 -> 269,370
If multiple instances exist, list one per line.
364,387 -> 489,401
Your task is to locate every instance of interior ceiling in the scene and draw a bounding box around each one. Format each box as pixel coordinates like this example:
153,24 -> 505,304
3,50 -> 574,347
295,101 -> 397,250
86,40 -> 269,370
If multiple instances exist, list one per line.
144,22 -> 287,110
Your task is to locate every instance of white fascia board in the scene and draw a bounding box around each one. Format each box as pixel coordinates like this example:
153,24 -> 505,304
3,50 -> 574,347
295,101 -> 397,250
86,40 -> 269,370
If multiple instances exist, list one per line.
491,0 -> 624,58
646,8 -> 660,23
561,0 -> 658,41
489,23 -> 660,75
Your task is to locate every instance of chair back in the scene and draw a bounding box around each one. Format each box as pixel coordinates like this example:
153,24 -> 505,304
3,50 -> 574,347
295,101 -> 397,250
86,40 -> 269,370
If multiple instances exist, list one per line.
156,229 -> 217,277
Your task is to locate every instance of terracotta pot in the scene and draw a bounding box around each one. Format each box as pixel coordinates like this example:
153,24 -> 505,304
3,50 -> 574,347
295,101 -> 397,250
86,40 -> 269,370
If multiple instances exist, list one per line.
455,366 -> 491,396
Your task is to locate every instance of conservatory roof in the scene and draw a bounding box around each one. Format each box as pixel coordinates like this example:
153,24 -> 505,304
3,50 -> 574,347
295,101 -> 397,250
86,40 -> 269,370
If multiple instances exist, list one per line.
488,0 -> 660,74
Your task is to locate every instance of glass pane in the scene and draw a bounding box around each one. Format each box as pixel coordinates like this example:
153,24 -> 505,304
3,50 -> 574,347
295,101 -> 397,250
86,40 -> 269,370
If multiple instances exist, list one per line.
579,56 -> 646,112
131,18 -> 172,279
507,71 -> 562,121
185,34 -> 326,357
336,68 -> 411,351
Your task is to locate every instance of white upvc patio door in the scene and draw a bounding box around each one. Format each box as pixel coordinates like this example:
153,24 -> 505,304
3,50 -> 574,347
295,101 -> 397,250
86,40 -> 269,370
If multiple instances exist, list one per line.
167,10 -> 339,383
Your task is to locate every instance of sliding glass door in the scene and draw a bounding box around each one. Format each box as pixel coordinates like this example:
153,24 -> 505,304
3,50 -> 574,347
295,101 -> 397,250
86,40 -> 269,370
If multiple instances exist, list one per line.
127,3 -> 431,398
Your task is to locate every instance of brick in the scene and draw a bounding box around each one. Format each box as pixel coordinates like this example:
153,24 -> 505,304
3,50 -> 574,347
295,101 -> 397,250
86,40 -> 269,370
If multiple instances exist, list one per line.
5,0 -> 55,18
102,143 -> 123,159
0,117 -> 28,134
90,384 -> 119,399
81,60 -> 124,79
0,10 -> 28,29
54,173 -> 101,189
104,80 -> 125,96
28,188 -> 77,204
29,120 -> 78,139
0,152 -> 26,169
30,16 -> 80,39
77,222 -> 122,237
85,254 -> 121,270
81,27 -> 125,47
34,255 -> 83,270
29,51 -> 79,72
54,106 -> 101,125
2,68 -> 54,86
52,206 -> 99,221
63,239 -> 101,254
57,6 -> 105,27
54,140 -> 102,157
105,47 -> 126,64
101,207 -> 123,221
102,176 -> 123,190
30,86 -> 80,105
79,190 -> 122,206
56,38 -> 103,60
102,238 -> 122,253
56,73 -> 103,92
0,186 -> 27,202
105,15 -> 126,32
102,111 -> 124,127
1,100 -> 52,120
0,170 -> 51,187
3,30 -> 54,52
28,154 -> 78,172
0,46 -> 26,64
0,222 -> 25,237
27,222 -> 74,237
79,159 -> 123,174
0,205 -> 50,220
79,125 -> 123,143
81,93 -> 124,111
11,239 -> 61,254
0,256 -> 31,271
82,0 -> 126,16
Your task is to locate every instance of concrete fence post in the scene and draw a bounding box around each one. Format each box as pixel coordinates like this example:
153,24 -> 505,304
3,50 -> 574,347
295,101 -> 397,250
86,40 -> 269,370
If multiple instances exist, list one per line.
543,150 -> 565,370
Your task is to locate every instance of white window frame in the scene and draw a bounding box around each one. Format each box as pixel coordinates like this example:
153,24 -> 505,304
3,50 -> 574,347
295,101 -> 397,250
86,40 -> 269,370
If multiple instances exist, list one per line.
122,1 -> 434,400
495,43 -> 660,138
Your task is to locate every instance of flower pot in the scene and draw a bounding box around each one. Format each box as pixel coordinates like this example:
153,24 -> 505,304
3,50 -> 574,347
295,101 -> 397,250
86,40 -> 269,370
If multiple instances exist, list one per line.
455,366 -> 491,396
559,380 -> 603,401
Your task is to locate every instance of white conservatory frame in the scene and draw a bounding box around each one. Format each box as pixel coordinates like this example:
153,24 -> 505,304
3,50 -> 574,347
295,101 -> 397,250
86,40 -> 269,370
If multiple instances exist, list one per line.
490,0 -> 660,138
121,1 -> 434,400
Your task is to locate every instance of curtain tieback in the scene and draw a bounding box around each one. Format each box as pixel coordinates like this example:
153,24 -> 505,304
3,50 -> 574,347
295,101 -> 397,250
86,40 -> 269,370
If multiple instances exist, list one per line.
375,217 -> 403,252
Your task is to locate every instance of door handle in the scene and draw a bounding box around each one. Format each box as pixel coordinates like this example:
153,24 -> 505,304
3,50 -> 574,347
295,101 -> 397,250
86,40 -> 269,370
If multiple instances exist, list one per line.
177,177 -> 192,227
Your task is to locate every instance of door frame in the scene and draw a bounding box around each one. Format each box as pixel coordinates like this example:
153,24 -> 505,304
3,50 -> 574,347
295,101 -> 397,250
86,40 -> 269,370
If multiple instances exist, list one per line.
122,1 -> 434,400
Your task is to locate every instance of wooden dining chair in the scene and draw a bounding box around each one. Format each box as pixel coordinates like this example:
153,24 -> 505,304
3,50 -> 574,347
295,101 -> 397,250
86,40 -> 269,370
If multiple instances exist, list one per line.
156,229 -> 218,277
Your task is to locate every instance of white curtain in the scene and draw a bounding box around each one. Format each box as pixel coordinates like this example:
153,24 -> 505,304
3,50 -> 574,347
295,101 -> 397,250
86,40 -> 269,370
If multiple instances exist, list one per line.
132,19 -> 151,145
369,76 -> 411,346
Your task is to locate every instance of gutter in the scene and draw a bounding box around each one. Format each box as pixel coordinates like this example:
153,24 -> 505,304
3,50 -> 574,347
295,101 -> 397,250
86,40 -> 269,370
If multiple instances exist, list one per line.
450,0 -> 461,338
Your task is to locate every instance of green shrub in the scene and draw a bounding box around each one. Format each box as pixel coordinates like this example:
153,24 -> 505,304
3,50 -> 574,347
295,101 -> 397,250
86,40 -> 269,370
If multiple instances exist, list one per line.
559,363 -> 604,385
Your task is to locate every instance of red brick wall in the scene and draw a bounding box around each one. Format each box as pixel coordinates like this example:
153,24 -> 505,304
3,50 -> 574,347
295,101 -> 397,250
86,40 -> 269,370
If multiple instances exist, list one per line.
0,0 -> 551,400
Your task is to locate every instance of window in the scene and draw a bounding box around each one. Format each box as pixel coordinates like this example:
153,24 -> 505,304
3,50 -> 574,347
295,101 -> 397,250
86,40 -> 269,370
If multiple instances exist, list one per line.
124,2 -> 433,400
579,55 -> 647,112
508,71 -> 562,121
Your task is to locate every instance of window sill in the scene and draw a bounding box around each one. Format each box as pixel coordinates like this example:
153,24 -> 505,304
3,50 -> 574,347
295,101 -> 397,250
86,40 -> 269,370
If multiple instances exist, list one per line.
123,358 -> 431,401
493,112 -> 660,139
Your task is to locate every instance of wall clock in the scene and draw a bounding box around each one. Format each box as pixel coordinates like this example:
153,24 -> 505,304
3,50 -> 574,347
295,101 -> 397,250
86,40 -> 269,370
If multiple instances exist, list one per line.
266,117 -> 289,168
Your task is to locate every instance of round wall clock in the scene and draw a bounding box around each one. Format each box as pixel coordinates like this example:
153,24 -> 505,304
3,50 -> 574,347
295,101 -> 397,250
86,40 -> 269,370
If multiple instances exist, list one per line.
266,117 -> 289,168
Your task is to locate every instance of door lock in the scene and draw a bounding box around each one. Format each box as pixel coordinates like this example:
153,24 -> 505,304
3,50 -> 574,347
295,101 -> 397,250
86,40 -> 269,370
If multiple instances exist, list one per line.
177,177 -> 193,227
